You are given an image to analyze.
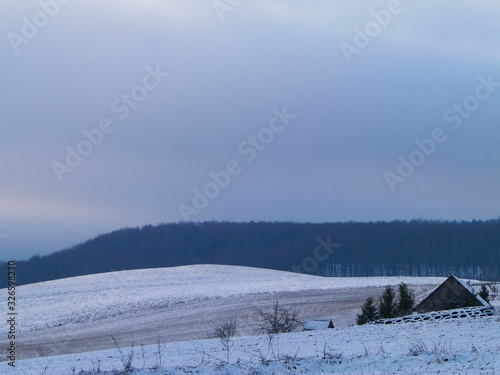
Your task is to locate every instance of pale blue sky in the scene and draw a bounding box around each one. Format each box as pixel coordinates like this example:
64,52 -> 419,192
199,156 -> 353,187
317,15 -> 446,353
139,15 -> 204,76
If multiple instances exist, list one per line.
1,0 -> 500,260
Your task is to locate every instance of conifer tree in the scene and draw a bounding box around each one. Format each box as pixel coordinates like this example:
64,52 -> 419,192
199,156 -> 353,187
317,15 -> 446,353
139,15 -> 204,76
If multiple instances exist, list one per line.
479,285 -> 490,303
356,297 -> 380,325
379,286 -> 398,318
397,283 -> 415,316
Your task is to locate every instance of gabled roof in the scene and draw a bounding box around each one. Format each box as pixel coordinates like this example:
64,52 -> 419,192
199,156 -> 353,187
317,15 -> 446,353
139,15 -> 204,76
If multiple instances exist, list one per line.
303,319 -> 334,330
415,275 -> 490,313
453,276 -> 489,306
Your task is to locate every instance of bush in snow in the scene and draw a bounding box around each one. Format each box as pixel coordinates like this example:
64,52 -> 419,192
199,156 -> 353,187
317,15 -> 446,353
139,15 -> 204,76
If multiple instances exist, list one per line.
408,341 -> 427,357
213,318 -> 237,364
112,337 -> 134,374
254,300 -> 302,334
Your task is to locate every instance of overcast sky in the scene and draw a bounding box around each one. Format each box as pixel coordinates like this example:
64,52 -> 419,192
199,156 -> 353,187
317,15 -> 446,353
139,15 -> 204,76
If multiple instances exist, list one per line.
1,0 -> 500,261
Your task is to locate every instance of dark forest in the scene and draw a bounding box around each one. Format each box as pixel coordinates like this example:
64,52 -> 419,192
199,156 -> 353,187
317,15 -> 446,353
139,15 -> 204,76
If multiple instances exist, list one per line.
1,219 -> 499,288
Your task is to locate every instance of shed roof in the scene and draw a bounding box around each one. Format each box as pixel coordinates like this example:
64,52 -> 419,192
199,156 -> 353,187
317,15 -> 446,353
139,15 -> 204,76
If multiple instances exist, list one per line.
303,319 -> 334,330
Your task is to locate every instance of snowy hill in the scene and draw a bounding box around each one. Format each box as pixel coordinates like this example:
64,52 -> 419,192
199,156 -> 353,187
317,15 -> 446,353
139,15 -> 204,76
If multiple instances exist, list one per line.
7,265 -> 447,333
2,265 -> 497,374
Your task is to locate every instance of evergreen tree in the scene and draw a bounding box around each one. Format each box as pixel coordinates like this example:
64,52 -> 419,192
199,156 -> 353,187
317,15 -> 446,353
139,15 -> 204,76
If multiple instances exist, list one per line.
479,285 -> 490,303
356,297 -> 379,325
379,286 -> 398,318
397,283 -> 415,316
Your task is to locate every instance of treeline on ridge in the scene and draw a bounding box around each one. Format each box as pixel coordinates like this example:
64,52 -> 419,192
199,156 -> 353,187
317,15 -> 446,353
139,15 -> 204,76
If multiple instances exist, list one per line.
1,219 -> 499,288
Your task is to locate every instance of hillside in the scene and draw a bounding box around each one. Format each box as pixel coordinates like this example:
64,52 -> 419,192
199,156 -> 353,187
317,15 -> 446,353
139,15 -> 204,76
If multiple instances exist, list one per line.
2,220 -> 500,288
4,265 -> 499,374
0,265 -> 446,360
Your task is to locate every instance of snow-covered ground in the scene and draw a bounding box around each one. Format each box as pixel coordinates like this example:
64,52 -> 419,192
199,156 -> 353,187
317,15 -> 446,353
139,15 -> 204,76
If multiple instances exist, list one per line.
13,314 -> 500,374
1,265 -> 498,374
6,265 -> 446,333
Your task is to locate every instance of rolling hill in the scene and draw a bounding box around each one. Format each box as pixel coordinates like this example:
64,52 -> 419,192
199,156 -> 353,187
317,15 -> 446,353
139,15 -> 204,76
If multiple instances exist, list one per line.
2,265 -> 499,374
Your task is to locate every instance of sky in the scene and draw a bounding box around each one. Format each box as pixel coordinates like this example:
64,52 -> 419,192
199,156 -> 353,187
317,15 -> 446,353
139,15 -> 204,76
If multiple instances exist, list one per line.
1,0 -> 500,261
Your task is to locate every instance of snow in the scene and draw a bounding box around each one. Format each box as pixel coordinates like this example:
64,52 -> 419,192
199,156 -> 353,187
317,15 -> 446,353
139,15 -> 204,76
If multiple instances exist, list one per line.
2,265 -> 447,333
13,314 -> 500,374
1,265 -> 498,374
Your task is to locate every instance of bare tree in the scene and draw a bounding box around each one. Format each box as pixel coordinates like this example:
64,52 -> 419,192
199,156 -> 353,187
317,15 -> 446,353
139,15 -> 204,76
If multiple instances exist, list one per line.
254,300 -> 302,334
213,318 -> 237,364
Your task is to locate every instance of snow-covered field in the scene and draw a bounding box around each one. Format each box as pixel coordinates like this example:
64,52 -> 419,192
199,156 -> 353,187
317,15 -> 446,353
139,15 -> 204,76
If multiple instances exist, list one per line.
1,265 -> 498,374
13,313 -> 500,374
6,265 -> 446,333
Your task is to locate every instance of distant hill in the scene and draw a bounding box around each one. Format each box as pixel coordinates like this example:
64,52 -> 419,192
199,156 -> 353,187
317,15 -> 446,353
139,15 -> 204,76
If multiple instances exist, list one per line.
1,220 -> 500,287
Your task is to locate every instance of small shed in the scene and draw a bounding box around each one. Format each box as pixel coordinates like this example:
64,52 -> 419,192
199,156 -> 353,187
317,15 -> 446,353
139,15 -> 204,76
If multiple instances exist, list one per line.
303,319 -> 335,331
415,275 -> 490,313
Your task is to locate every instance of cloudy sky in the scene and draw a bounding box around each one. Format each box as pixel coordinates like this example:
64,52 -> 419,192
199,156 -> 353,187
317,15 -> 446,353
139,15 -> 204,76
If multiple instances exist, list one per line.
1,0 -> 499,261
